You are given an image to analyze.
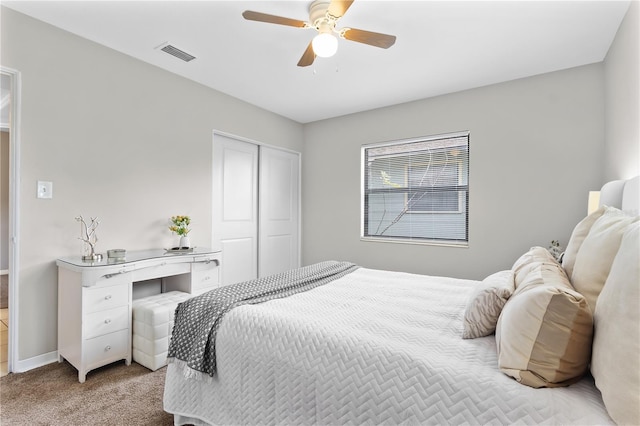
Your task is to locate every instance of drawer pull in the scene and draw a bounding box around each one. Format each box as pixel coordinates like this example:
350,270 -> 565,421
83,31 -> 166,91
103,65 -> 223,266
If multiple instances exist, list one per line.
193,259 -> 219,266
105,345 -> 111,352
104,295 -> 112,300
203,276 -> 210,281
103,269 -> 126,279
104,318 -> 111,324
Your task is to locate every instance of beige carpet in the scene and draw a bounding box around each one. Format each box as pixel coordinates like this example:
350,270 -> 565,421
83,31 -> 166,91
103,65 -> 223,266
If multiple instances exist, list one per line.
0,359 -> 174,425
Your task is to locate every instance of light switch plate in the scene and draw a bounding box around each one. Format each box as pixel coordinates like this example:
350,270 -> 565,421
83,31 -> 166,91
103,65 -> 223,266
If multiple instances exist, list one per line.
37,181 -> 53,199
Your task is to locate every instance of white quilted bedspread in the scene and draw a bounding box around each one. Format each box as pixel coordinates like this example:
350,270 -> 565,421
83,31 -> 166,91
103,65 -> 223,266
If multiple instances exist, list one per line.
163,268 -> 613,425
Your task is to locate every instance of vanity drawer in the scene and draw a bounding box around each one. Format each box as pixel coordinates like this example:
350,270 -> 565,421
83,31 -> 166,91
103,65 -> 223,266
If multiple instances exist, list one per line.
191,261 -> 219,292
84,329 -> 129,368
94,270 -> 132,288
132,262 -> 190,282
84,306 -> 129,339
84,284 -> 129,314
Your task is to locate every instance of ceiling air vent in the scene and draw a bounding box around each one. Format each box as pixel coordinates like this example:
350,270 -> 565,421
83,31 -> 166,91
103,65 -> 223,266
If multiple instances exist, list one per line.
159,44 -> 196,62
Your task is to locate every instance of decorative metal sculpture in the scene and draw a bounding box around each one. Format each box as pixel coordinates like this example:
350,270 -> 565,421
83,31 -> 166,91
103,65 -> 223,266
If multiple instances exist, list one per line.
76,215 -> 102,261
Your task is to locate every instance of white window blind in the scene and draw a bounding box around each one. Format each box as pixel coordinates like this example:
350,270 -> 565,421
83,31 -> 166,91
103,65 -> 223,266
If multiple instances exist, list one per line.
361,132 -> 469,245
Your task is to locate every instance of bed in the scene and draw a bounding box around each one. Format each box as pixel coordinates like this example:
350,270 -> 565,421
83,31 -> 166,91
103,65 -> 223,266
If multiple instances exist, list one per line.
163,176 -> 639,425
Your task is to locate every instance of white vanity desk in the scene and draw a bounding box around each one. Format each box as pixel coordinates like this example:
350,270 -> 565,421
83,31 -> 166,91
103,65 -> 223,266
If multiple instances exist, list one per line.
56,248 -> 221,382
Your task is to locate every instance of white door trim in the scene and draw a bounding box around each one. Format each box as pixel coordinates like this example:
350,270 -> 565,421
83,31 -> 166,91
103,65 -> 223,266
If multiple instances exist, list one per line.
212,129 -> 301,156
1,66 -> 22,373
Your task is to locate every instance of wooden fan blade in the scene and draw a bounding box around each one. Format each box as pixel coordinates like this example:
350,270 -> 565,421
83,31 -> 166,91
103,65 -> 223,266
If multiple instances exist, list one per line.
242,10 -> 307,28
342,28 -> 396,48
328,0 -> 355,18
297,42 -> 316,67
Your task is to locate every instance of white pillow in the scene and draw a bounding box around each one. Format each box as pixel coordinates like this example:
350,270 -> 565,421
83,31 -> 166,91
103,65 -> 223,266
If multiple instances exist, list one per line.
462,270 -> 514,339
571,206 -> 639,313
562,205 -> 606,278
591,223 -> 640,426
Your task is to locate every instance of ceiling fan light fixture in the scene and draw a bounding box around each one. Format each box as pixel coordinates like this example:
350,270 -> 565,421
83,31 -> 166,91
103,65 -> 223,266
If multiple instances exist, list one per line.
312,33 -> 338,58
242,0 -> 396,67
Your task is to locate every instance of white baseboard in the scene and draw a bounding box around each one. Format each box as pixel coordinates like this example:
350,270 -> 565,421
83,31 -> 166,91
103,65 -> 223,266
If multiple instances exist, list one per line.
0,270 -> 8,275
13,350 -> 58,373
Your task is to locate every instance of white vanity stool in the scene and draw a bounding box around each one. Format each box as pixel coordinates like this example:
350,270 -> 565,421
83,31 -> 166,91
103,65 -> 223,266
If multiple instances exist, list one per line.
132,291 -> 193,371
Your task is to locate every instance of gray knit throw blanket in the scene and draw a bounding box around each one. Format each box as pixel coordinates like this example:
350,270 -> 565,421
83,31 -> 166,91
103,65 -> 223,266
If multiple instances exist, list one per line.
167,261 -> 359,377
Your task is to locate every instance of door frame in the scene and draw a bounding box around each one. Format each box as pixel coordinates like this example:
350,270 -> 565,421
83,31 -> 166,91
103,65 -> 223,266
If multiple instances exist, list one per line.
1,66 -> 22,373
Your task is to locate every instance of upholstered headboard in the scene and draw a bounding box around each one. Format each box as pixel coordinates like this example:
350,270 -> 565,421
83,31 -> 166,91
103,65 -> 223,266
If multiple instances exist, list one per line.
599,175 -> 640,215
583,175 -> 639,425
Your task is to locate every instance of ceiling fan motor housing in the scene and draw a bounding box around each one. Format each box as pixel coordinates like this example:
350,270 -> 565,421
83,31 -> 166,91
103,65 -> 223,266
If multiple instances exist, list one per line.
310,0 -> 334,30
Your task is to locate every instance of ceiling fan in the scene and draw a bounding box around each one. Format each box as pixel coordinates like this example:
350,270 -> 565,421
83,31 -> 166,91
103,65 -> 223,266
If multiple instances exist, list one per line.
242,0 -> 396,67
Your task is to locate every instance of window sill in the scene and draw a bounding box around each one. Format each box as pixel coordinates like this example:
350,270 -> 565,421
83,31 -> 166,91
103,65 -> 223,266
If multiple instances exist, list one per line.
360,236 -> 468,248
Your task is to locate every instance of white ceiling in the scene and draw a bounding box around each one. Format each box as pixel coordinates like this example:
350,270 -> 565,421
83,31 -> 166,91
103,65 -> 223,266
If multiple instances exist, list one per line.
3,0 -> 631,123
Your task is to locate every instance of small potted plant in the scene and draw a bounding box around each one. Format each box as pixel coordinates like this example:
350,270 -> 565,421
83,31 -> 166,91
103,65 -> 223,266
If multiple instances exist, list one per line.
548,240 -> 563,262
169,215 -> 191,248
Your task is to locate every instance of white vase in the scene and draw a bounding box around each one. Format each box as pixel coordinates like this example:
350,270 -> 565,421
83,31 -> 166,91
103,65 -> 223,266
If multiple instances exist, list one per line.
179,236 -> 191,248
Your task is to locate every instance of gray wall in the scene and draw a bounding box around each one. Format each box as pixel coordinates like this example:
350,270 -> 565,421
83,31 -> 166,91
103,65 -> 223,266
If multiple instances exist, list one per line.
302,64 -> 605,280
604,0 -> 639,181
1,7 -> 303,362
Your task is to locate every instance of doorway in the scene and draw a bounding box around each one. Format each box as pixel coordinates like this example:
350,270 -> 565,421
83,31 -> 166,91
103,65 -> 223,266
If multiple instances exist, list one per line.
1,67 -> 21,375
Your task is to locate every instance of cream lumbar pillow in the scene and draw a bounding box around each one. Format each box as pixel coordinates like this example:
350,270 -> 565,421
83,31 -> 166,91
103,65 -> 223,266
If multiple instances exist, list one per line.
462,270 -> 514,339
591,223 -> 640,426
496,261 -> 593,388
562,205 -> 606,278
570,206 -> 639,313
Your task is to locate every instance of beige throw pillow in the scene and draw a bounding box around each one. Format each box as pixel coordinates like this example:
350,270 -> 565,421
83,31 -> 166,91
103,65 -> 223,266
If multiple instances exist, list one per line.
511,246 -> 558,288
571,206 -> 639,313
591,223 -> 640,426
462,270 -> 515,339
562,205 -> 606,278
496,262 -> 593,388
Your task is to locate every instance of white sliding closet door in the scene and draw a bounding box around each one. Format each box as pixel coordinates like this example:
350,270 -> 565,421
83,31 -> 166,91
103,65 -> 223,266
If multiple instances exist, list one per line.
213,134 -> 300,286
259,147 -> 300,277
212,135 -> 259,286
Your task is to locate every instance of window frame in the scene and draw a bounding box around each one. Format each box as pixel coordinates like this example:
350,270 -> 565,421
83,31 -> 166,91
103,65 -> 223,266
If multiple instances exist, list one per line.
360,131 -> 470,247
